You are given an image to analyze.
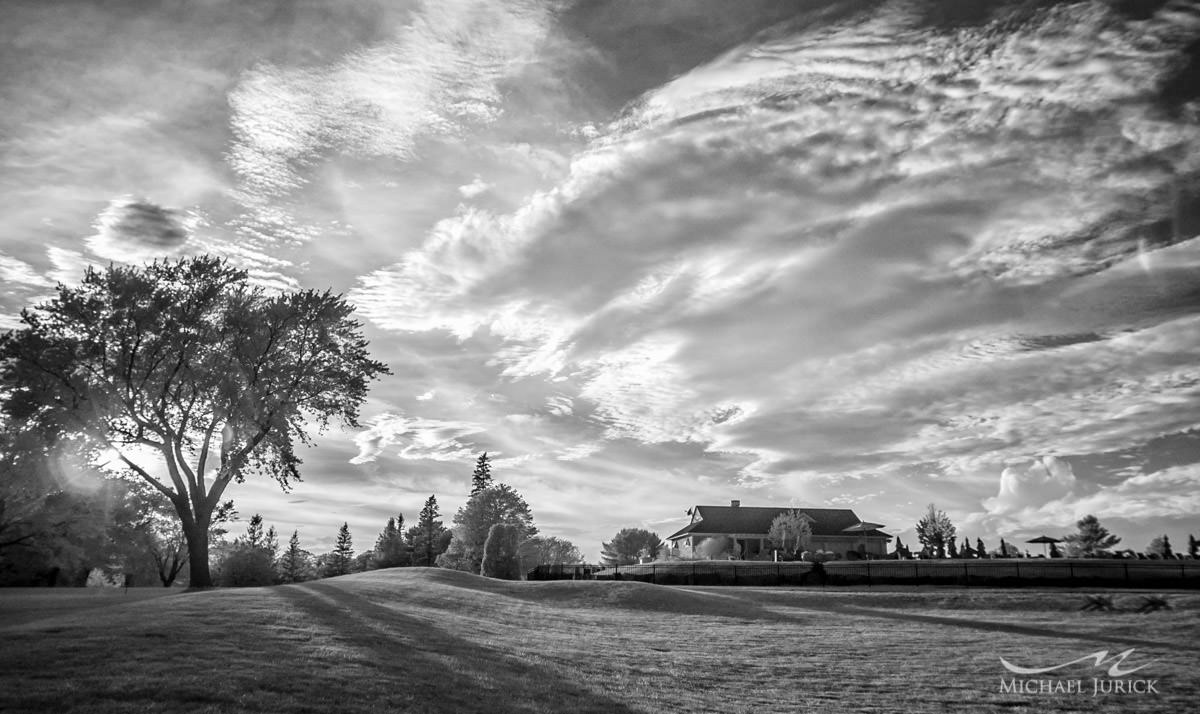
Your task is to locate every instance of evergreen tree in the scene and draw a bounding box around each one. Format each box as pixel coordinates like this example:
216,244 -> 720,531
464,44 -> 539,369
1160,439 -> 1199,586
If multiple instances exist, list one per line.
265,525 -> 279,560
915,504 -> 956,558
1147,534 -> 1174,559
480,523 -> 521,579
470,453 -> 493,496
947,538 -> 959,559
892,535 -> 905,558
976,537 -> 986,559
323,523 -> 354,577
1049,541 -> 1062,558
241,514 -> 264,550
374,515 -> 410,568
1062,514 -> 1120,558
999,538 -> 1009,558
1189,534 -> 1198,558
409,496 -> 450,567
279,530 -> 314,583
438,484 -> 537,573
961,537 -> 974,559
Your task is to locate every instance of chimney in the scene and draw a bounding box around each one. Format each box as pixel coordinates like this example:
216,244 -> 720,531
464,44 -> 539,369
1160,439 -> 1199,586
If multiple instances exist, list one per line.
730,499 -> 740,508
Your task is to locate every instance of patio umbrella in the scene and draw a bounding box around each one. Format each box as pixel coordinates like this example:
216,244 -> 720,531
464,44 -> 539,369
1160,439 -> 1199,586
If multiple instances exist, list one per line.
843,522 -> 886,559
1027,535 -> 1061,557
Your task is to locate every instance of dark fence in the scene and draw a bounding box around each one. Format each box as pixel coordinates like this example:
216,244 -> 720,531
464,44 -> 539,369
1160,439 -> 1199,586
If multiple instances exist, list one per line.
528,559 -> 1200,588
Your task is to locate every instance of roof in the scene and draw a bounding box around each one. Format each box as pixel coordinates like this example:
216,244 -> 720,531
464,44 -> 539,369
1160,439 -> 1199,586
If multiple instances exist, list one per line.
666,505 -> 890,541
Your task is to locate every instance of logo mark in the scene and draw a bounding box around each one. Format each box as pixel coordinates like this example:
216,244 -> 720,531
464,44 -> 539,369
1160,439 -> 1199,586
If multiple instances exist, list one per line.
1000,649 -> 1154,677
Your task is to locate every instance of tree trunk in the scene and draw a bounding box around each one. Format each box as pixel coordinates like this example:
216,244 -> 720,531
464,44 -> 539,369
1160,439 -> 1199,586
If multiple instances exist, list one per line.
183,519 -> 212,588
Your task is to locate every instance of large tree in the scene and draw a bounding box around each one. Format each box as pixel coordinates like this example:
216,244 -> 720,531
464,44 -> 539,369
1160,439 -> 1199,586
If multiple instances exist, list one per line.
374,515 -> 409,568
600,528 -> 662,566
0,257 -> 388,587
1062,514 -> 1120,558
469,452 -> 492,496
915,503 -> 956,558
519,536 -> 584,566
408,496 -> 450,567
322,522 -> 355,578
480,523 -> 521,579
767,510 -> 812,558
438,484 -> 537,573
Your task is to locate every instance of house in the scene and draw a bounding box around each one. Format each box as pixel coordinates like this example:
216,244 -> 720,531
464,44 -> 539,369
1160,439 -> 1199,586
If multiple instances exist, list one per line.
665,500 -> 891,560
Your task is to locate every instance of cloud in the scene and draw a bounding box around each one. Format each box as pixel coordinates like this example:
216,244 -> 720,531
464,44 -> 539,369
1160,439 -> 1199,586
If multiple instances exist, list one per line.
349,413 -> 485,464
982,457 -> 1078,516
85,196 -> 194,261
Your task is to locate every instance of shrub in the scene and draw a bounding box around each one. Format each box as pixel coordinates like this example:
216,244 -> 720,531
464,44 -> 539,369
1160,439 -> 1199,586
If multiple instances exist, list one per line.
217,546 -> 276,587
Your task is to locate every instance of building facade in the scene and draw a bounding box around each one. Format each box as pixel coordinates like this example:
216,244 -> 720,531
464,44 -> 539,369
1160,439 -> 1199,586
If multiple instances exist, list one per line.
665,500 -> 890,560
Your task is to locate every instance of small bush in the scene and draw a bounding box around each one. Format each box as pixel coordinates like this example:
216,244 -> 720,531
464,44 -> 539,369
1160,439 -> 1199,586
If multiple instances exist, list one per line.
217,546 -> 276,587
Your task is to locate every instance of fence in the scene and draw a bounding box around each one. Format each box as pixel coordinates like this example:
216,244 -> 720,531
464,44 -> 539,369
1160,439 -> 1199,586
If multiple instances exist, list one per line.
527,559 -> 1200,588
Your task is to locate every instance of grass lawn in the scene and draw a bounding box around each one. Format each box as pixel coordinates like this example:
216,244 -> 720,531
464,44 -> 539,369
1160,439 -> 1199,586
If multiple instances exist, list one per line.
1,569 -> 1197,713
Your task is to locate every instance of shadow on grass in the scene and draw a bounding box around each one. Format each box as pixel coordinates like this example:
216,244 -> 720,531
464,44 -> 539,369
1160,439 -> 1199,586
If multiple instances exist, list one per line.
756,597 -> 1200,653
276,580 -> 640,714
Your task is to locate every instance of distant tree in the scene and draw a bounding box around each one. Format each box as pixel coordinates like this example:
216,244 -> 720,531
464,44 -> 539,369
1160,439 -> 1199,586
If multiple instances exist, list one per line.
519,536 -> 584,566
1062,514 -> 1120,558
241,514 -> 265,550
915,504 -> 956,558
469,453 -> 493,496
960,537 -> 975,559
947,538 -> 959,559
352,551 -> 376,572
976,538 -> 987,559
1190,534 -> 1198,558
0,257 -> 389,587
217,514 -> 277,587
374,515 -> 410,568
1147,535 -> 1174,559
767,510 -> 812,558
480,523 -> 521,579
264,526 -> 279,561
891,535 -> 906,559
600,528 -> 662,566
408,496 -> 450,567
438,484 -> 537,573
323,523 -> 354,577
1049,541 -> 1062,558
278,530 -> 313,583
998,538 -> 1010,558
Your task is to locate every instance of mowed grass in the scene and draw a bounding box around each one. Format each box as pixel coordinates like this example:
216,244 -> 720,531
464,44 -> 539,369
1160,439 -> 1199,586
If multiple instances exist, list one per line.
1,570 -> 1198,714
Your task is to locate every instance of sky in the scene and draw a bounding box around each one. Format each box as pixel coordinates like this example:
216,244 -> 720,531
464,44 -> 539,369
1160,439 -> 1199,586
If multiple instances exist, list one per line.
2,0 -> 1200,561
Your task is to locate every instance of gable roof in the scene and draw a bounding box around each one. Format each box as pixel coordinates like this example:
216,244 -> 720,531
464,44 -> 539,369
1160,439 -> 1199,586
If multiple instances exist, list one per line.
666,505 -> 889,540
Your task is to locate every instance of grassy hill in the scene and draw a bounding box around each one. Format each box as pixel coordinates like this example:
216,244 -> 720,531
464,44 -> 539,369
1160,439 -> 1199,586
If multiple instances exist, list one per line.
2,569 -> 1198,713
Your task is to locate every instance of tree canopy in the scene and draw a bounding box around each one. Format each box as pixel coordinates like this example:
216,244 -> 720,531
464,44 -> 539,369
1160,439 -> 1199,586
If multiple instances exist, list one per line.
767,510 -> 811,557
438,483 -> 537,573
915,503 -> 955,558
469,452 -> 492,496
600,528 -> 661,566
0,257 -> 389,586
1062,514 -> 1120,557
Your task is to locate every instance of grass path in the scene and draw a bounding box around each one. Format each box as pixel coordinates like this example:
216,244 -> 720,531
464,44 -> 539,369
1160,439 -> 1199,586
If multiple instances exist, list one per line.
1,570 -> 1197,713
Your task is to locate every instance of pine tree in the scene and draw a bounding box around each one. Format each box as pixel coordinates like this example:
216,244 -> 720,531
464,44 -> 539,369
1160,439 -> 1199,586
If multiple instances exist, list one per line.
265,526 -> 279,560
1189,534 -> 1198,558
279,530 -> 312,583
374,515 -> 410,568
323,523 -> 354,577
961,537 -> 974,558
976,537 -> 986,559
409,496 -> 450,567
948,538 -> 959,559
438,484 -> 537,573
1049,541 -> 1062,558
1163,535 -> 1173,559
480,523 -> 521,579
999,537 -> 1009,558
470,453 -> 493,496
242,514 -> 264,549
